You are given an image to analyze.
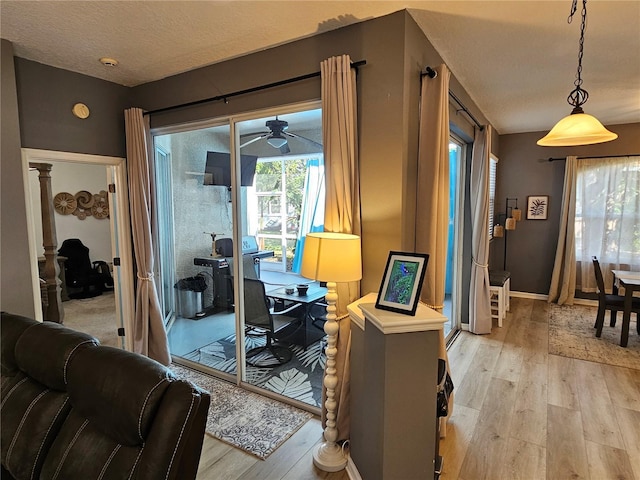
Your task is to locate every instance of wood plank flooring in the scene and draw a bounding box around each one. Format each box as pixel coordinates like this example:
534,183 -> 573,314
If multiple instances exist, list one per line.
195,297 -> 639,479
442,297 -> 640,480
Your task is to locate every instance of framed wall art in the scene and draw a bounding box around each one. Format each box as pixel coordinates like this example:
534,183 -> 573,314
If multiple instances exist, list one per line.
527,195 -> 549,220
375,251 -> 429,316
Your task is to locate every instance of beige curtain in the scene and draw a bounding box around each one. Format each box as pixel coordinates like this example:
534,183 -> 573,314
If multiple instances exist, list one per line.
124,108 -> 171,365
321,54 -> 361,442
548,156 -> 578,304
468,125 -> 493,333
416,64 -> 454,435
416,64 -> 450,309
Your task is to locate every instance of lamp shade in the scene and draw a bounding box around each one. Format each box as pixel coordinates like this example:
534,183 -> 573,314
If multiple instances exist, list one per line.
300,232 -> 362,283
537,112 -> 618,146
505,217 -> 517,230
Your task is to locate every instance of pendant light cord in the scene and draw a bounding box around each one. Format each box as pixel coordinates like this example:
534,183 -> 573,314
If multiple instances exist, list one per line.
567,0 -> 589,111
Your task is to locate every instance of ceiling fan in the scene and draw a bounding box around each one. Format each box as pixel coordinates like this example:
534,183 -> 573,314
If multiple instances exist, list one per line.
239,117 -> 322,154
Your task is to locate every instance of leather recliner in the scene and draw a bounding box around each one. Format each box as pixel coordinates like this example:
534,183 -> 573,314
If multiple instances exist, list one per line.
0,312 -> 210,480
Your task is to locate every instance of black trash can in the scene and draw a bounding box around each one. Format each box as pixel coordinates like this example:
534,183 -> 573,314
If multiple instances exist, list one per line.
174,275 -> 207,318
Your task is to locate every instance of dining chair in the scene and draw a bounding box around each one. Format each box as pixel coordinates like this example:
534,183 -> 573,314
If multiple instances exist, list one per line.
243,278 -> 302,367
592,256 -> 640,337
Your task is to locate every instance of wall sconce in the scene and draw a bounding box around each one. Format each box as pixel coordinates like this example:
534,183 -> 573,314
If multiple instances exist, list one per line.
494,197 -> 520,270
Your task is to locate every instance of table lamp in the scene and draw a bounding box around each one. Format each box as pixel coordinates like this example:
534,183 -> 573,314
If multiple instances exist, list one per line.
301,232 -> 362,472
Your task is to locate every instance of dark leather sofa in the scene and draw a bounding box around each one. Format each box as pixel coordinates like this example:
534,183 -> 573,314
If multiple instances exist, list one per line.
0,312 -> 210,480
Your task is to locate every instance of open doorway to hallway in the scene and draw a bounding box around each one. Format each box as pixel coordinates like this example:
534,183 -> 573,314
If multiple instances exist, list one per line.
23,149 -> 134,350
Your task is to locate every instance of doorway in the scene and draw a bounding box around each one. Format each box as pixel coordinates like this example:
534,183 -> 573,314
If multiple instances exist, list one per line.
155,102 -> 326,411
22,149 -> 134,350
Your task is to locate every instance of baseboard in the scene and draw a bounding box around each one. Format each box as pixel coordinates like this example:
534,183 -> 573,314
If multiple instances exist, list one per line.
510,291 -> 598,307
346,455 -> 362,480
459,292 -> 598,332
510,290 -> 547,301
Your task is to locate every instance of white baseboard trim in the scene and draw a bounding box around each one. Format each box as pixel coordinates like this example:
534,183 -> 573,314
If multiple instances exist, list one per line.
346,455 -> 362,480
510,291 -> 548,301
459,292 -> 599,331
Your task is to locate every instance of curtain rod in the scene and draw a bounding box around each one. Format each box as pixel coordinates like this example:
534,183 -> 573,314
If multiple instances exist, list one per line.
547,153 -> 639,161
422,66 -> 484,130
144,60 -> 366,116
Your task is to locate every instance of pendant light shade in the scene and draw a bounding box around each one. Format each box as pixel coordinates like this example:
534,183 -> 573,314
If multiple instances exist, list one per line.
537,111 -> 618,146
538,0 -> 617,147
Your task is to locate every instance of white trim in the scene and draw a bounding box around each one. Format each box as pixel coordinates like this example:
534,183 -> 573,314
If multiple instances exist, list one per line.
359,303 -> 447,334
21,148 -> 135,351
345,454 -> 362,480
510,290 -> 547,301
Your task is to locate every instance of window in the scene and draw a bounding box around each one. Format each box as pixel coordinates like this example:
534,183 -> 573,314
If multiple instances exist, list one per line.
576,155 -> 640,290
251,154 -> 323,272
489,155 -> 498,238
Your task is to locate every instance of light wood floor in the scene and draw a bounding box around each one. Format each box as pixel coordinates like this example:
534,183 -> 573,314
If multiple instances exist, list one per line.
196,418 -> 348,479
195,297 -> 640,479
441,297 -> 640,480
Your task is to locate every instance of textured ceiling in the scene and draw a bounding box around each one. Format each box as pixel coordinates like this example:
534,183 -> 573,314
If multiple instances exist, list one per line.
1,0 -> 639,134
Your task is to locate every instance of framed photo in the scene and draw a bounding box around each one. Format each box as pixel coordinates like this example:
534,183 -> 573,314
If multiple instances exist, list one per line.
375,251 -> 429,316
527,195 -> 549,220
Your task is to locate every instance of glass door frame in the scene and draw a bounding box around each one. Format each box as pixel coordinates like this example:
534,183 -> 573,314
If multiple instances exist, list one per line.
152,100 -> 324,413
447,134 -> 466,340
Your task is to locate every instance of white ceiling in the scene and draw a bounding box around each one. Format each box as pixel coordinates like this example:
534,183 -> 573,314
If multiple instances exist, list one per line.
1,1 -> 639,135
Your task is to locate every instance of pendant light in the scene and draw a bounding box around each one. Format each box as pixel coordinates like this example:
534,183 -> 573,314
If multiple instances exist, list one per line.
537,0 -> 617,146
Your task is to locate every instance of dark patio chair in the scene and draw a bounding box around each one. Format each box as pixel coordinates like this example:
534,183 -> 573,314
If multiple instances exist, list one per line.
243,278 -> 302,367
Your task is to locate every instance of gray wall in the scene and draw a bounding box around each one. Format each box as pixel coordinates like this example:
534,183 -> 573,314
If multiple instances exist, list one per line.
492,122 -> 640,295
6,10 -> 498,322
14,58 -> 130,158
129,10 -> 494,298
1,39 -> 35,317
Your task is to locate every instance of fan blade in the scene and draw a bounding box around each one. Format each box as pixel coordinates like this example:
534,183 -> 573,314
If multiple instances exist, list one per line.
279,143 -> 291,154
285,132 -> 323,150
239,133 -> 269,149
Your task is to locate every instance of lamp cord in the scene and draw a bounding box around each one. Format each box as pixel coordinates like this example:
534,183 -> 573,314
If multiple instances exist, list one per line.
567,0 -> 589,110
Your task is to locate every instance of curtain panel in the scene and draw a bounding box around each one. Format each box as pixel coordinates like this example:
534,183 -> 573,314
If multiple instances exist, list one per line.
576,155 -> 640,292
416,64 -> 454,434
124,108 -> 171,365
548,156 -> 578,305
320,54 -> 361,442
416,64 -> 450,310
468,125 -> 492,333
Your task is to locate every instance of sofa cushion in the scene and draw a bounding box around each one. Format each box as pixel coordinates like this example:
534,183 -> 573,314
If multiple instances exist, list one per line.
0,313 -> 37,378
40,409 -> 144,479
14,321 -> 97,391
65,345 -> 174,446
0,377 -> 71,480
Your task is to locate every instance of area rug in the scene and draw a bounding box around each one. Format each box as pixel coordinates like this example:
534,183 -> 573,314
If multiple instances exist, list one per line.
170,364 -> 313,459
548,303 -> 640,370
183,334 -> 326,408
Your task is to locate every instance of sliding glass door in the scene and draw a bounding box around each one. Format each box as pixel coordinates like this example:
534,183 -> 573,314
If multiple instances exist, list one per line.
444,136 -> 465,339
153,102 -> 326,411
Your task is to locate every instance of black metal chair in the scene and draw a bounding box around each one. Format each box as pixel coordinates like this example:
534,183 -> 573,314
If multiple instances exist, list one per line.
243,278 -> 302,367
592,256 -> 640,337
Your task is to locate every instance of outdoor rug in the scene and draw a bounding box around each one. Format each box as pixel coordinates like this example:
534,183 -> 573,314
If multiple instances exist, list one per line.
183,333 -> 326,408
170,363 -> 313,459
548,303 -> 640,370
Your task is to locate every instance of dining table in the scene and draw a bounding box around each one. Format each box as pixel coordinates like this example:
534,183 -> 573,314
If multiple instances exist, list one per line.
611,269 -> 640,347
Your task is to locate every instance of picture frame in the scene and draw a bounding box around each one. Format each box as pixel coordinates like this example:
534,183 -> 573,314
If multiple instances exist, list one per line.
527,195 -> 549,220
375,251 -> 429,316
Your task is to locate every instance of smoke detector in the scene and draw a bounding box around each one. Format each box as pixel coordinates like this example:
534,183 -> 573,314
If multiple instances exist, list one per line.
99,57 -> 119,67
